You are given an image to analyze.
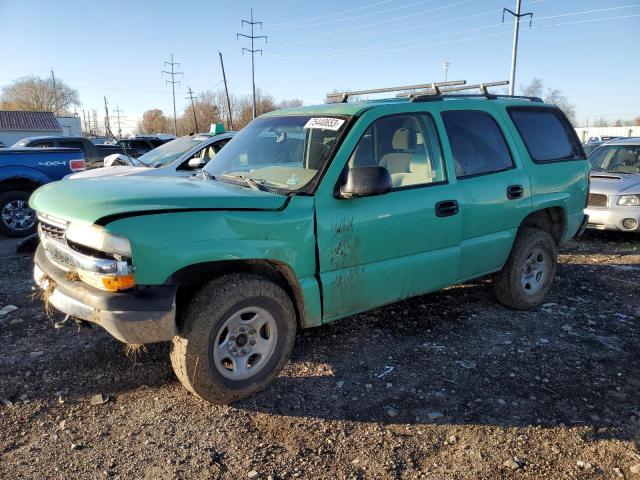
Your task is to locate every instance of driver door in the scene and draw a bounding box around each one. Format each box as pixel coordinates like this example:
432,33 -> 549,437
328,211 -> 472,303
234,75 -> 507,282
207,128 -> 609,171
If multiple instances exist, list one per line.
315,112 -> 462,321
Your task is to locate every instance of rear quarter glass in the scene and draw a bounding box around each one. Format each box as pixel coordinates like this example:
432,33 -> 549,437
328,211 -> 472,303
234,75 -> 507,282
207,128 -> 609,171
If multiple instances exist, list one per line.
507,107 -> 585,163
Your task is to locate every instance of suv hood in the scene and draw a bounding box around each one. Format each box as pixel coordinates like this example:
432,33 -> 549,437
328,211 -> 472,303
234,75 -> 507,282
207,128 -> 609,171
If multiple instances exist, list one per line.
30,175 -> 288,224
66,165 -> 150,179
589,172 -> 640,195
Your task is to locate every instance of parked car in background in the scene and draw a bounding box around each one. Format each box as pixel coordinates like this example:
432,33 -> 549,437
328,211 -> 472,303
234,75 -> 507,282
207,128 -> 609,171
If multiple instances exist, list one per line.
88,132 -> 234,175
583,136 -> 620,155
0,148 -> 85,236
586,137 -> 640,232
0,141 -> 6,148
116,136 -> 170,158
31,87 -> 589,404
12,136 -> 122,168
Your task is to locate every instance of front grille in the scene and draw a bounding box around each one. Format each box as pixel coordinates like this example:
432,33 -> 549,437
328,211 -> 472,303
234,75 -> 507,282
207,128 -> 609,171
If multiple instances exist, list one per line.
587,193 -> 608,208
39,220 -> 66,240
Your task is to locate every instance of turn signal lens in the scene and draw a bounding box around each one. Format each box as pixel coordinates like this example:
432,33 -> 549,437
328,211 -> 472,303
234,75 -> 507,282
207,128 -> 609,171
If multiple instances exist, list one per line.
101,274 -> 136,291
78,271 -> 135,292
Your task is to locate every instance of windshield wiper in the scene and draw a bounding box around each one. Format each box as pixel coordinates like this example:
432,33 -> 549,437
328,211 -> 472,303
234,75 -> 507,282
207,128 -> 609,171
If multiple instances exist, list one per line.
220,174 -> 269,191
197,170 -> 215,180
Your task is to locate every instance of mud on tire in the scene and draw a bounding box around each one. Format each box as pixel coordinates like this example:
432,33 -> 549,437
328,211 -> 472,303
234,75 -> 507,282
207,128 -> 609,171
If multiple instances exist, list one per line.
494,227 -> 558,310
170,274 -> 297,404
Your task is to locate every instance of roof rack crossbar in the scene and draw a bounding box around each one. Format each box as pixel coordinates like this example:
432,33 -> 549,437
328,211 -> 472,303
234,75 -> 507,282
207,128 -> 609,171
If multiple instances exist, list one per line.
399,80 -> 509,98
411,93 -> 544,103
326,80 -> 466,103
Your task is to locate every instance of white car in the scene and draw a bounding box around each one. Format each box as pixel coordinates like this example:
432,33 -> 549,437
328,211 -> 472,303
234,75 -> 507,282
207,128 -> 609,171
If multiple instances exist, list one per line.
586,138 -> 640,232
69,132 -> 235,179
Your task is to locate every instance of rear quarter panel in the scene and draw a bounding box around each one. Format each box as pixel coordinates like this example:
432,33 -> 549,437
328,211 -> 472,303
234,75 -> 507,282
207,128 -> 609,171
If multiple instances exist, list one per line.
494,104 -> 590,242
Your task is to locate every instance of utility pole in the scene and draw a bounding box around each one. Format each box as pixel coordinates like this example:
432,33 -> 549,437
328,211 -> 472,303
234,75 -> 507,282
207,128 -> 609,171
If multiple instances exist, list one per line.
81,109 -> 87,135
92,110 -> 98,136
185,87 -> 199,133
441,60 -> 450,82
502,0 -> 533,95
113,105 -> 125,139
103,97 -> 111,137
162,54 -> 183,135
237,9 -> 267,119
50,69 -> 59,116
218,51 -> 234,130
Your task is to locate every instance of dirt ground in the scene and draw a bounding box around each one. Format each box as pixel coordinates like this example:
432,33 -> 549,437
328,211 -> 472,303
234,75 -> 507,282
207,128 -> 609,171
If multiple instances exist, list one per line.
0,231 -> 639,480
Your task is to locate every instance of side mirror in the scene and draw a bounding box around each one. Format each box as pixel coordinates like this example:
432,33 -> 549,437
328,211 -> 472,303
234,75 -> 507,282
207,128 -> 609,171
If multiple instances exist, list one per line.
188,157 -> 206,169
338,165 -> 392,199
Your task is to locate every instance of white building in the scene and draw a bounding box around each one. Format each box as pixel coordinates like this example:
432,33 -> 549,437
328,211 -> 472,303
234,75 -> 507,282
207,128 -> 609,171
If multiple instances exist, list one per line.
574,126 -> 639,143
55,116 -> 82,136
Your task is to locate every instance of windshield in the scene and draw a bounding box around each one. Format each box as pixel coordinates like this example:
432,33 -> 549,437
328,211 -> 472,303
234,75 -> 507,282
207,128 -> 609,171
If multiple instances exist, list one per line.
204,115 -> 349,192
589,144 -> 640,174
135,135 -> 210,167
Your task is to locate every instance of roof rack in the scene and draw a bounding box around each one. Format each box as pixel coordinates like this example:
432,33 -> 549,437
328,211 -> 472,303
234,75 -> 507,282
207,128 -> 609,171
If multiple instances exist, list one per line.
325,80 -> 467,103
401,80 -> 509,97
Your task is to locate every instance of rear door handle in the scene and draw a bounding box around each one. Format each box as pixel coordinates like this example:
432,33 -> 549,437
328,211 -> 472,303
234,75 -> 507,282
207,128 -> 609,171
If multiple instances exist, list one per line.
507,184 -> 524,200
435,200 -> 459,217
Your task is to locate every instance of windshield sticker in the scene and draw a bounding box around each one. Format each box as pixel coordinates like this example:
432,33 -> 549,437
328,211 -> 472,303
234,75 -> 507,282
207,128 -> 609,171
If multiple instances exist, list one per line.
286,175 -> 300,186
304,117 -> 345,131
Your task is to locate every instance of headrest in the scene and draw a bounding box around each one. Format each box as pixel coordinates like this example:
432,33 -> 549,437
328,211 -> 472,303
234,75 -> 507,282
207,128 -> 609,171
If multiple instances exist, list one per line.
392,128 -> 410,150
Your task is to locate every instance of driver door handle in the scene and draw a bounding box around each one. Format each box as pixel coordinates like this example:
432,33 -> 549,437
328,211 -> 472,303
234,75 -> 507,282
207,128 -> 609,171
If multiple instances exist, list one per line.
435,200 -> 459,217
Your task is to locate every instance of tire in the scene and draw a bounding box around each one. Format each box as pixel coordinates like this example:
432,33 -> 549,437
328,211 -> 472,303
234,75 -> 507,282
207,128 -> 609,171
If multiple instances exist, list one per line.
170,274 -> 297,404
0,191 -> 37,237
494,227 -> 557,310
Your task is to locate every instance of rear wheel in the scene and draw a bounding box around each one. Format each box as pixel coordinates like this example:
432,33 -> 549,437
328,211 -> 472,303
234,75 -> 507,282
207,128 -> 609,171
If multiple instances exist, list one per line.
494,227 -> 557,310
0,191 -> 37,237
170,274 -> 297,404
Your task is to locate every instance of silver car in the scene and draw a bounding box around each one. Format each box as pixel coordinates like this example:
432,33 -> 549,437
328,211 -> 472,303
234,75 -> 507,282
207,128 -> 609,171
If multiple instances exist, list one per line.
68,132 -> 235,180
585,138 -> 640,232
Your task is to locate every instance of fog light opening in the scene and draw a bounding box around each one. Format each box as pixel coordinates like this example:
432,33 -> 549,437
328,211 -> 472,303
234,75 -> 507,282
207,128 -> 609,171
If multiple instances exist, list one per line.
621,218 -> 638,230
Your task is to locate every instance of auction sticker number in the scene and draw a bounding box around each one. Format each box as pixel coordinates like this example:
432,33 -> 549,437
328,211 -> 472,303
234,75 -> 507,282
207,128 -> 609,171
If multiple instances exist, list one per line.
304,117 -> 345,131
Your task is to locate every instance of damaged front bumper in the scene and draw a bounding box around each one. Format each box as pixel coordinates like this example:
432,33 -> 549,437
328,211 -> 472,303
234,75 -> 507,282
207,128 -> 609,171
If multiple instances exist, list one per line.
34,245 -> 176,344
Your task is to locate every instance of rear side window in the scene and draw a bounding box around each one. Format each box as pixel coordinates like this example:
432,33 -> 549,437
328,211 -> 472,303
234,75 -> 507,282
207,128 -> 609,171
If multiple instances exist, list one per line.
442,110 -> 513,178
508,107 -> 584,162
59,141 -> 84,149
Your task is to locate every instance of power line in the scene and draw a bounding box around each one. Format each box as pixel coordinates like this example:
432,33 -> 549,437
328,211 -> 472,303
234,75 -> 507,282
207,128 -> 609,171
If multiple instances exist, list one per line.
237,8 -> 267,119
272,0 -> 439,31
266,7 -> 640,59
269,0 -> 393,27
162,53 -> 183,136
272,0 -> 474,42
185,86 -> 199,133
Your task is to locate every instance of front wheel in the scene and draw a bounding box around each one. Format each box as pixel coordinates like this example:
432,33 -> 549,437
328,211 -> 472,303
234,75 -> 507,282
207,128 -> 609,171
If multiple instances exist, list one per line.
494,227 -> 558,310
170,274 -> 297,404
0,191 -> 37,237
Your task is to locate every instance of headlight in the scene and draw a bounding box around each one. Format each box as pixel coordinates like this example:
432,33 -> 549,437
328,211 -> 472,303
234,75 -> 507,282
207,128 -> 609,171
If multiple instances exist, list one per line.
64,222 -> 134,292
65,222 -> 131,257
617,195 -> 640,206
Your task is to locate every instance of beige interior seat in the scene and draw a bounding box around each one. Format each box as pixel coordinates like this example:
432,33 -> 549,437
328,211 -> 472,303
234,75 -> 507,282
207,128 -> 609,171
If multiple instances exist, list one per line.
380,128 -> 411,174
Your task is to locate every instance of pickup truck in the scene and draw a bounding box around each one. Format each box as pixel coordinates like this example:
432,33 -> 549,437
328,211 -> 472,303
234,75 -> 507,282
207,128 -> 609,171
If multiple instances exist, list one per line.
0,148 -> 85,236
31,85 -> 589,404
13,136 -> 122,168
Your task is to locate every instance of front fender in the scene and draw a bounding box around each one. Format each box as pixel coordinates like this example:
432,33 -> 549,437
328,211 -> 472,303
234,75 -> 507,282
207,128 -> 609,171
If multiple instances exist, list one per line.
105,196 -> 317,286
0,166 -> 51,189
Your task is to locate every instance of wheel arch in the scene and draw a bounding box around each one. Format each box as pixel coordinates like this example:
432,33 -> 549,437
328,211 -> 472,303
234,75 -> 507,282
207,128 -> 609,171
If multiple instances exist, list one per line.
519,206 -> 566,244
0,176 -> 43,194
167,259 -> 308,331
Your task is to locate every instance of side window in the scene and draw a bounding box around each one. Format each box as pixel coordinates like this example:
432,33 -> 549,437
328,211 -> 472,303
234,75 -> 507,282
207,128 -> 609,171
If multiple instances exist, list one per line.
509,107 -> 584,162
32,141 -> 55,148
442,110 -> 513,178
59,141 -> 84,149
347,113 -> 446,188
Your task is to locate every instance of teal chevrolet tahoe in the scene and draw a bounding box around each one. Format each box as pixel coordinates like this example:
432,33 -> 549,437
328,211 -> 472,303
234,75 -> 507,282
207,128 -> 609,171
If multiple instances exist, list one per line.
31,81 -> 589,403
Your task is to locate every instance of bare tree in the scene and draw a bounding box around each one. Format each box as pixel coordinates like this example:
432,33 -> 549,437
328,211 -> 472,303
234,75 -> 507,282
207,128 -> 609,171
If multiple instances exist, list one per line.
593,117 -> 609,127
520,78 -> 576,125
139,109 -> 169,133
0,75 -> 80,114
278,98 -> 303,109
614,119 -> 623,127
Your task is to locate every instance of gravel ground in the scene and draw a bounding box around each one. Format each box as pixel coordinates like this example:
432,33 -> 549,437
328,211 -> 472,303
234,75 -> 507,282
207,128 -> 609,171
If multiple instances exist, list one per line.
0,231 -> 639,480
